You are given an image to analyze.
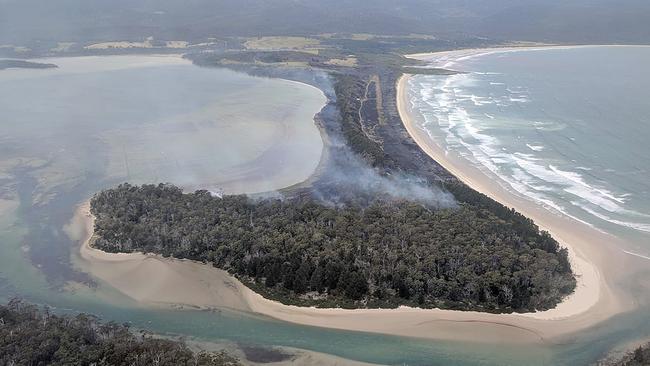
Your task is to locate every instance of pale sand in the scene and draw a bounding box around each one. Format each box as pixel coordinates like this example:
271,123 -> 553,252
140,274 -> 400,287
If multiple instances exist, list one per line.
73,177 -> 628,345
187,340 -> 379,366
85,41 -> 154,50
71,201 -> 251,312
406,45 -> 650,70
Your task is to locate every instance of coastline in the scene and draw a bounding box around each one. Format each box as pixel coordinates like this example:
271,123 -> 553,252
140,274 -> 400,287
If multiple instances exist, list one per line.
393,65 -> 634,336
72,184 -> 626,345
66,47 -> 634,345
70,201 -> 253,312
396,73 -> 602,320
405,44 -> 650,70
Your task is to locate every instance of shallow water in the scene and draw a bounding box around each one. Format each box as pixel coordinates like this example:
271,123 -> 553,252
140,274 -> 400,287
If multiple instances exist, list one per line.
1,52 -> 649,365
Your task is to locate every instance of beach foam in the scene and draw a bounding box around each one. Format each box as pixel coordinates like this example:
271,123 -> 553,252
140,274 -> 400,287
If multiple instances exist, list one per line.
406,49 -> 650,236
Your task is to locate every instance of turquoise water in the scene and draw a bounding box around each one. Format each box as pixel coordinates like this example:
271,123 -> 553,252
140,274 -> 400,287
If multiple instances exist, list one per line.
1,52 -> 649,365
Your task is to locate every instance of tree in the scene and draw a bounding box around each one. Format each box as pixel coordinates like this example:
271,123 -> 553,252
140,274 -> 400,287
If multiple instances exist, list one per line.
90,184 -> 576,312
293,262 -> 312,294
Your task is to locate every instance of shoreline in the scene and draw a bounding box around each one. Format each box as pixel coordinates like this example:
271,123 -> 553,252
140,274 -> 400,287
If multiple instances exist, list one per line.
396,73 -> 601,320
68,47 -> 633,345
71,201 -> 254,312
405,44 -> 650,69
72,183 -> 626,345
392,51 -> 636,337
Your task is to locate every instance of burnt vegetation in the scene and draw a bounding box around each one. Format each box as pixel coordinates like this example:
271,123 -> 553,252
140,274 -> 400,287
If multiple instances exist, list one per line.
333,75 -> 391,168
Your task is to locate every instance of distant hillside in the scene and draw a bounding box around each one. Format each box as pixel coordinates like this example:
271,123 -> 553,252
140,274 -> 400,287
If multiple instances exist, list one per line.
1,0 -> 649,44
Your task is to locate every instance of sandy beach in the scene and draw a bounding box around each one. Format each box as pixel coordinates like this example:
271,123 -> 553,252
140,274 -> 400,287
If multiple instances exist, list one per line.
69,201 -> 253,312
71,184 -> 629,345
405,44 -> 650,71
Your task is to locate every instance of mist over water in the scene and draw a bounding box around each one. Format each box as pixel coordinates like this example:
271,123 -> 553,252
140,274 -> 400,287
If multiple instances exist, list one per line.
408,46 -> 650,255
0,56 -> 325,196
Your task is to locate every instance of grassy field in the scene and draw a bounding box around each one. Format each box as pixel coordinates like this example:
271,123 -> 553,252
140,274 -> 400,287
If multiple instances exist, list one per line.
324,56 -> 358,67
244,36 -> 321,51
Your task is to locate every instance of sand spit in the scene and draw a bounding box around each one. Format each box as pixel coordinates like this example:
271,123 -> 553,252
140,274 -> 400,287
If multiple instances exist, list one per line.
405,44 -> 650,70
68,48 -> 638,345
71,201 -> 251,312
73,184 -> 626,345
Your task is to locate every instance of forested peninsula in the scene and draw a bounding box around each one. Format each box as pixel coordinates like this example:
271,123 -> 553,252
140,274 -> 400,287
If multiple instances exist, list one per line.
90,183 -> 575,312
87,57 -> 576,313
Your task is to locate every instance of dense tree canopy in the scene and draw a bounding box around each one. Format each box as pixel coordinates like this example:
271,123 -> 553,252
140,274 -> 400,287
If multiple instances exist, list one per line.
0,299 -> 241,366
91,183 -> 575,312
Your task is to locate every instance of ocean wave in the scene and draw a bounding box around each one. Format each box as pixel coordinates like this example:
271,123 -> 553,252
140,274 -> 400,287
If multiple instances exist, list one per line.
470,95 -> 493,106
623,251 -> 650,261
548,165 -> 631,210
579,205 -> 650,233
509,97 -> 530,103
526,144 -> 545,151
533,121 -> 566,131
407,61 -> 650,236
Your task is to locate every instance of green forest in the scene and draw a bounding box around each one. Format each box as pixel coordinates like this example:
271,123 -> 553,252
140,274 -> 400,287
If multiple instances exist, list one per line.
0,299 -> 241,366
91,183 -> 575,312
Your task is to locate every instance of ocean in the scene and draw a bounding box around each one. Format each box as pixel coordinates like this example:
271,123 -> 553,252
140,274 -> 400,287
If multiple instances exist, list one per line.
407,46 -> 650,255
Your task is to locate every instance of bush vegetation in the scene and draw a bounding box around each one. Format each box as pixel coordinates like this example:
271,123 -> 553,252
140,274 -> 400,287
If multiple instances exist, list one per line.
91,183 -> 575,312
0,299 -> 241,366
